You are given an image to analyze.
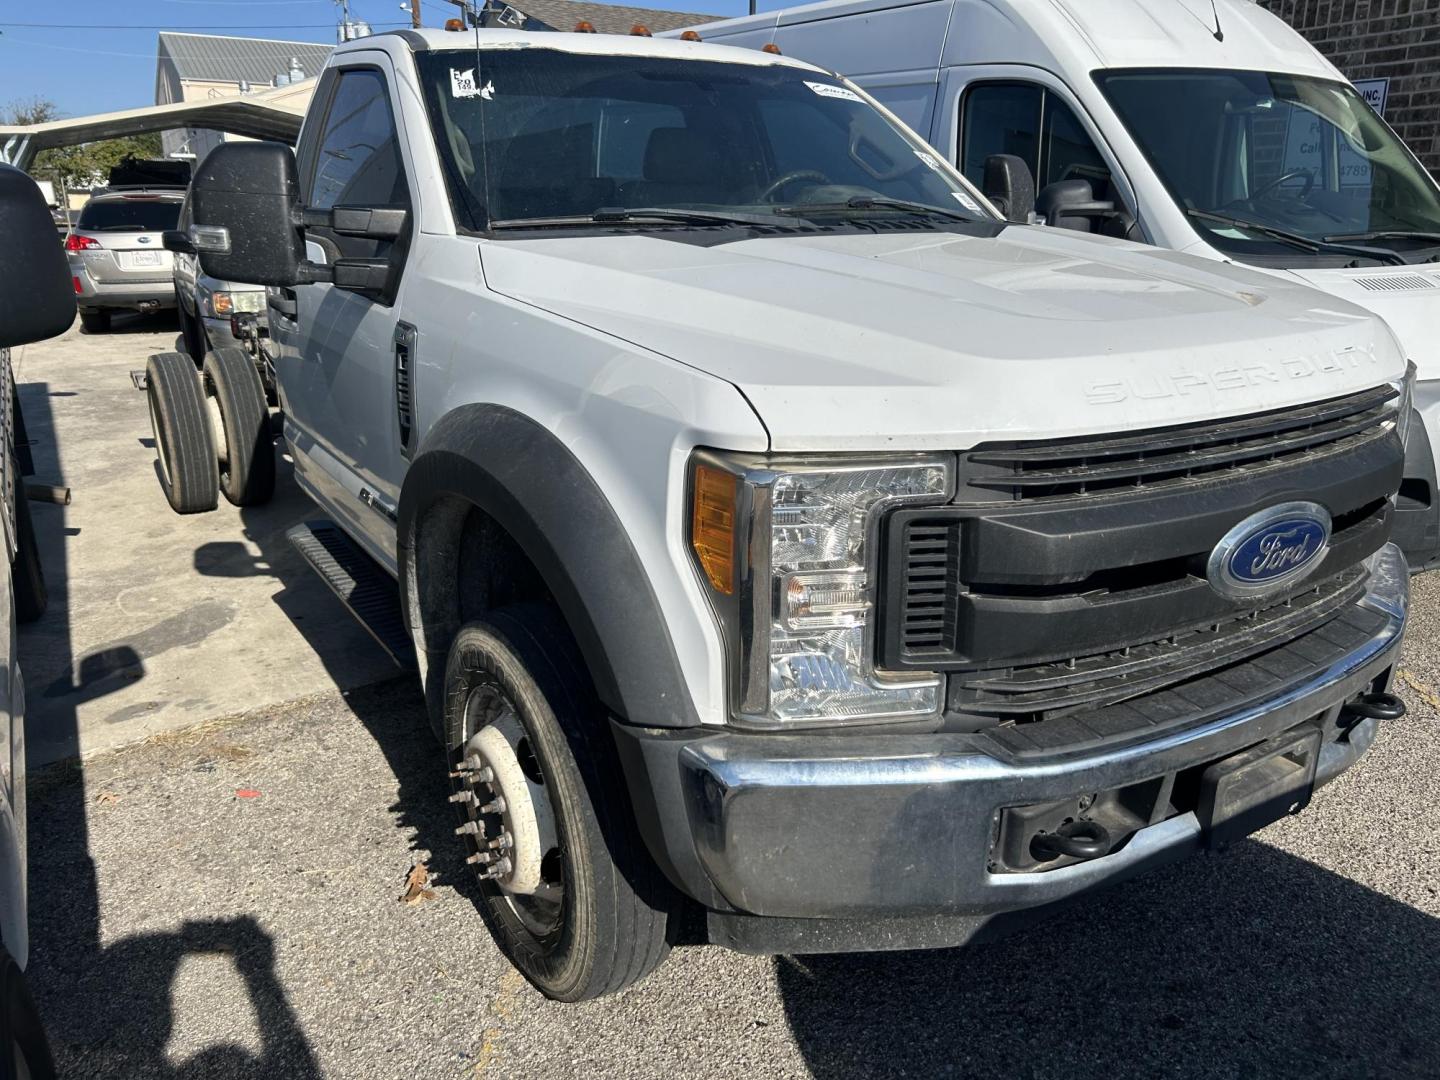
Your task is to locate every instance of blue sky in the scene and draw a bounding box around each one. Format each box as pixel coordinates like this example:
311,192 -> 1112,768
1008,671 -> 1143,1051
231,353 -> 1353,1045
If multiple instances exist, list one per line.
1,0 -> 763,118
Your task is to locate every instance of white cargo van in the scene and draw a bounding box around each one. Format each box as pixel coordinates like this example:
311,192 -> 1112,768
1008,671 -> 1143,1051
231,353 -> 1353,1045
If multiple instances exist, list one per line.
678,0 -> 1440,566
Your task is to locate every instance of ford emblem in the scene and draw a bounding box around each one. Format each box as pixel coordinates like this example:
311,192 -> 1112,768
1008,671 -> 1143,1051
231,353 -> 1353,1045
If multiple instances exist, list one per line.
1206,501 -> 1331,599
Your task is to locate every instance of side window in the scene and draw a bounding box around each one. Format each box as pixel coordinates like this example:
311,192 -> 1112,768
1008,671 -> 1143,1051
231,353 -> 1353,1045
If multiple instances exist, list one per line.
960,83 -> 1042,188
960,81 -> 1114,200
305,67 -> 411,265
309,68 -> 408,210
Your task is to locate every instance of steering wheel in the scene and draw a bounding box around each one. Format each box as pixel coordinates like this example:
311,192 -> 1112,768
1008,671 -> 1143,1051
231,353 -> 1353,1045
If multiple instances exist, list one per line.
1247,168 -> 1315,202
757,170 -> 831,203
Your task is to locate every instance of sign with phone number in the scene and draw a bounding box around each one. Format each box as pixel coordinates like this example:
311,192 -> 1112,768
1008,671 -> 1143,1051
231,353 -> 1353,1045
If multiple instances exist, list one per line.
1353,78 -> 1389,117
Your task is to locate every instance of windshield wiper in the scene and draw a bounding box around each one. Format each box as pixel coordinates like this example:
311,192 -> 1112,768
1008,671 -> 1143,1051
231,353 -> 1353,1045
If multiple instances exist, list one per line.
775,195 -> 976,223
489,207 -> 781,230
1186,208 -> 1405,265
1323,229 -> 1440,245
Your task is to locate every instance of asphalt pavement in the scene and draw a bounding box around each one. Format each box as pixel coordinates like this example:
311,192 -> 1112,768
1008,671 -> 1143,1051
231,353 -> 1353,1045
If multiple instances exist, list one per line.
15,313 -> 1440,1079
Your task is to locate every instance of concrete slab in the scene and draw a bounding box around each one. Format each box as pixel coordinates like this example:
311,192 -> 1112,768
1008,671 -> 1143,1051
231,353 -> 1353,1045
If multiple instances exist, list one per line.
12,311 -> 398,766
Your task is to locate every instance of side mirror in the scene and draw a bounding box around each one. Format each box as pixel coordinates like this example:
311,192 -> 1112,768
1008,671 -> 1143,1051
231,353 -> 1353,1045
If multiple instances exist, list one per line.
0,165 -> 77,348
1036,178 -> 1118,233
162,229 -> 196,255
192,142 -> 306,286
981,154 -> 1036,223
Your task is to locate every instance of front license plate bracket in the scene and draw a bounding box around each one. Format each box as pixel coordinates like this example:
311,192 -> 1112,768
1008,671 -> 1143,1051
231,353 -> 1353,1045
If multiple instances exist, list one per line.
1198,727 -> 1322,849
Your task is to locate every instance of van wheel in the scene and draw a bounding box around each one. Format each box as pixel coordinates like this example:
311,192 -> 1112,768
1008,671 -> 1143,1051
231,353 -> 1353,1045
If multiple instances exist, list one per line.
202,347 -> 274,507
1,946 -> 57,1080
78,310 -> 109,334
179,303 -> 207,363
146,351 -> 218,514
12,465 -> 46,623
443,605 -> 675,1001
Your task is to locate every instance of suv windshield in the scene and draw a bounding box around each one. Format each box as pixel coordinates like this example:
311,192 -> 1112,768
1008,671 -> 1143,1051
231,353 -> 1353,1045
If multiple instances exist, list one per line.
415,49 -> 990,230
77,197 -> 181,232
1098,69 -> 1440,263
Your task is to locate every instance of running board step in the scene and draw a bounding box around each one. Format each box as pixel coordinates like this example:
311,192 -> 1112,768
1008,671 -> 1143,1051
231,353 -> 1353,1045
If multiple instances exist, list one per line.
287,520 -> 415,670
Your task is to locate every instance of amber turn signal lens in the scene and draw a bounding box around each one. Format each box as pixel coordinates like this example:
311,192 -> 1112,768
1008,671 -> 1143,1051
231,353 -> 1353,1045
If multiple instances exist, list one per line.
630,23 -> 653,35
762,42 -> 782,54
444,17 -> 465,30
692,465 -> 737,596
574,19 -> 597,32
680,30 -> 702,40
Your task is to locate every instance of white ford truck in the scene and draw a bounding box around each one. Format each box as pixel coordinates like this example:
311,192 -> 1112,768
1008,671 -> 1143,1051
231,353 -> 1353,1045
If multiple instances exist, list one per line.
151,28 -> 1412,1001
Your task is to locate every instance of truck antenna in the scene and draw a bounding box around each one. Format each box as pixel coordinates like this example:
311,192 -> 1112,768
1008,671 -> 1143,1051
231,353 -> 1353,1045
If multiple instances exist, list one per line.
1209,0 -> 1224,41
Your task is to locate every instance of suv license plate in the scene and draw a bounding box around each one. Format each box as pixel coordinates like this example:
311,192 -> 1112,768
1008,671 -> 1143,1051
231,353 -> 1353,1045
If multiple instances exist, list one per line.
1198,727 -> 1322,849
124,250 -> 162,268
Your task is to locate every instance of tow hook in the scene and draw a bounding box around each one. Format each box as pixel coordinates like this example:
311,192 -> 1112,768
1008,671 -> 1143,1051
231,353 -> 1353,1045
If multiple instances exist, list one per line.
1345,691 -> 1406,722
1031,819 -> 1113,863
137,300 -> 160,314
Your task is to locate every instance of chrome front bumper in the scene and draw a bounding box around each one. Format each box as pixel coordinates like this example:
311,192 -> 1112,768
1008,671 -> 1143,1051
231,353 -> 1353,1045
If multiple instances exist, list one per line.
617,545 -> 1408,947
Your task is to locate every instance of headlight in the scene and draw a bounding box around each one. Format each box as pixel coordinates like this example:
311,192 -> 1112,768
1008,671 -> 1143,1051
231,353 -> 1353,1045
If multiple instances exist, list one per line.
690,452 -> 952,728
208,290 -> 265,317
1393,361 -> 1416,449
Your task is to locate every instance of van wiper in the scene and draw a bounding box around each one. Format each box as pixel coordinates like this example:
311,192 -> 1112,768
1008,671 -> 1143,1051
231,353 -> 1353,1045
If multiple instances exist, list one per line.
489,207 -> 780,229
1186,208 -> 1405,265
1323,229 -> 1440,245
775,195 -> 975,223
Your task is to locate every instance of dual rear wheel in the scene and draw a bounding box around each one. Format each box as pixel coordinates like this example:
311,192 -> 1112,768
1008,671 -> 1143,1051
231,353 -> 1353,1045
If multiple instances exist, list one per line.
145,348 -> 274,513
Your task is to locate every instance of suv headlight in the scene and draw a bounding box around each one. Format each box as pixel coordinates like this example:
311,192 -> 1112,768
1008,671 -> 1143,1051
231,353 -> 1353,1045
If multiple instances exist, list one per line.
689,451 -> 952,728
1393,361 -> 1416,449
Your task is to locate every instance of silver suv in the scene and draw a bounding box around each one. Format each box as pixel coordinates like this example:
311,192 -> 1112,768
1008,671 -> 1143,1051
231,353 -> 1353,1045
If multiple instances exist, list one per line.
65,189 -> 182,333
172,192 -> 266,360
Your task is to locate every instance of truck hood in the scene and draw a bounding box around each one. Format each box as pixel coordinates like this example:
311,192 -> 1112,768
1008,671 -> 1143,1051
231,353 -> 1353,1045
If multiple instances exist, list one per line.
482,225 -> 1406,451
1282,264 -> 1440,384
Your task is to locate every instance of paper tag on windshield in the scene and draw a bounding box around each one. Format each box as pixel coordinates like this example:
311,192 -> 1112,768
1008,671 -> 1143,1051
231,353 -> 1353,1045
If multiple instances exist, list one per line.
952,191 -> 983,214
805,81 -> 862,102
914,150 -> 941,171
451,68 -> 493,99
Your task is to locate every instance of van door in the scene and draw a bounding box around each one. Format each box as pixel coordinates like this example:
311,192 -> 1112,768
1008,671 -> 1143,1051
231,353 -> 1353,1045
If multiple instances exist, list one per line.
269,57 -> 416,569
937,67 -> 1142,238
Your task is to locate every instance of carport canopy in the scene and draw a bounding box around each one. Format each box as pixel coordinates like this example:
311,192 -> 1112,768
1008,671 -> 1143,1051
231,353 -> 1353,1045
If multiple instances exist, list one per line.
0,79 -> 314,172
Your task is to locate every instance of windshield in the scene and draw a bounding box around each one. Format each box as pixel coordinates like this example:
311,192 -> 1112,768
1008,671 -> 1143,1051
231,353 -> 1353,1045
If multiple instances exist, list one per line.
77,198 -> 181,232
1097,69 -> 1440,262
415,50 -> 991,230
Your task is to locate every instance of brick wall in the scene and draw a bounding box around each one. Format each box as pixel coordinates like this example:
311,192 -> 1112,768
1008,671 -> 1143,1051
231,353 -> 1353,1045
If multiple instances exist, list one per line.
1262,0 -> 1440,178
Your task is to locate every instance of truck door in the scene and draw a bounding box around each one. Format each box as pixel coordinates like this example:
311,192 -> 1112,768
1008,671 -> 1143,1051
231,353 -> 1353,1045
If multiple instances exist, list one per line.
270,57 -> 416,570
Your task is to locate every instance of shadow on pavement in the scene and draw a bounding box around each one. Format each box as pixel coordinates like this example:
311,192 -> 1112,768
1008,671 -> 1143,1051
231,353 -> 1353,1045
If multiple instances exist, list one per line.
775,839 -> 1439,1079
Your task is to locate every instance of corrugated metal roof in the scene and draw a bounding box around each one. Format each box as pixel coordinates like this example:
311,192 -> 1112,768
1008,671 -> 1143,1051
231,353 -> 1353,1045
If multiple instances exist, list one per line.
157,32 -> 333,86
508,0 -> 720,34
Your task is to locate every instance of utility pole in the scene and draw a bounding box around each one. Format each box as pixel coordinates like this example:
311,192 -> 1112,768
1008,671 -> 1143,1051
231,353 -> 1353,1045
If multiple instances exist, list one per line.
336,0 -> 352,40
410,0 -> 422,28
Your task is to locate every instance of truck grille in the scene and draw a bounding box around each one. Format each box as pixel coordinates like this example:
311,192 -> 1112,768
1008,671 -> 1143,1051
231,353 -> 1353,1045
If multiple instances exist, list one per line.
963,384 -> 1396,500
878,386 -> 1404,731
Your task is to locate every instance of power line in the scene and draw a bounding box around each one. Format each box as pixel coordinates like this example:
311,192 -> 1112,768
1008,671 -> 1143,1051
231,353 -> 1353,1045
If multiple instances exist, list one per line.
0,21 -> 408,30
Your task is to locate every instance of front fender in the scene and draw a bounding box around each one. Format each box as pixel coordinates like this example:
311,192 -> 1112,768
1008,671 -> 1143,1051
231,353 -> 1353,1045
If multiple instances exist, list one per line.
398,404 -> 700,729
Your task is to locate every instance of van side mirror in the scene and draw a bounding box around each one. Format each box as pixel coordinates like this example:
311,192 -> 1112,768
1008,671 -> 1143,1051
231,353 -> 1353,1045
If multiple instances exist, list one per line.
981,154 -> 1036,223
162,230 -> 196,255
0,164 -> 77,348
192,142 -> 307,286
1035,178 -> 1137,238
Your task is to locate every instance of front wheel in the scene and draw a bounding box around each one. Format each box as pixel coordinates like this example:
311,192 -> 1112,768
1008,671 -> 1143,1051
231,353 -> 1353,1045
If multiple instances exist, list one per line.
145,351 -> 218,514
1,947 -> 57,1080
443,605 -> 675,1001
202,347 -> 274,507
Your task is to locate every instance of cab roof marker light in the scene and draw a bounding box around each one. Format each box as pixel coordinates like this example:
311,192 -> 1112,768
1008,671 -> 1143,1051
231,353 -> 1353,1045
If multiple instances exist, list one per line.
574,20 -> 597,32
444,17 -> 465,30
630,24 -> 653,36
680,30 -> 702,41
762,42 -> 782,54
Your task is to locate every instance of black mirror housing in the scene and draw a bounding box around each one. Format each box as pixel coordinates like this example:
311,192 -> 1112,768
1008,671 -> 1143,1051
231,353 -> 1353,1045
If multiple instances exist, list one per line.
192,142 -> 305,286
981,154 -> 1036,223
0,165 -> 77,348
162,229 -> 196,254
1036,178 -> 1115,232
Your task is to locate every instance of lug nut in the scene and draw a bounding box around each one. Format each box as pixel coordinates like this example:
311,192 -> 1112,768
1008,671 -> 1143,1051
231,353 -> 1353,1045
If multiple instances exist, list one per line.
455,821 -> 485,837
480,797 -> 506,815
466,851 -> 493,865
479,857 -> 512,880
448,791 -> 477,807
488,832 -> 512,851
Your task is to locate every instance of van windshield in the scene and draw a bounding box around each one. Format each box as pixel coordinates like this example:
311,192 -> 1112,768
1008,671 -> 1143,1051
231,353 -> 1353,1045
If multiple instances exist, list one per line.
415,49 -> 991,230
1098,68 -> 1440,263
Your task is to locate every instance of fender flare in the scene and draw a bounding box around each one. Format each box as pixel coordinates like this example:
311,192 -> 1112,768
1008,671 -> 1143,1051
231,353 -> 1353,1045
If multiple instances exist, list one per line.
397,404 -> 700,729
